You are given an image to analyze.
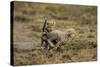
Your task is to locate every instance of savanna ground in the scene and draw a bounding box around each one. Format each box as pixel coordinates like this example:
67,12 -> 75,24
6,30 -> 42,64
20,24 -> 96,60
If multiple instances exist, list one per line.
12,1 -> 97,66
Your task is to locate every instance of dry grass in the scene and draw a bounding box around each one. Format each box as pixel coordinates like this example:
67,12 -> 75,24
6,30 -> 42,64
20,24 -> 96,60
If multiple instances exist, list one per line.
12,1 -> 97,66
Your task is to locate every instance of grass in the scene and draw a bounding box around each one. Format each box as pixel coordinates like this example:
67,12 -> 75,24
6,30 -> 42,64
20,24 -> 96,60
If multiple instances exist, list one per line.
13,1 -> 97,66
